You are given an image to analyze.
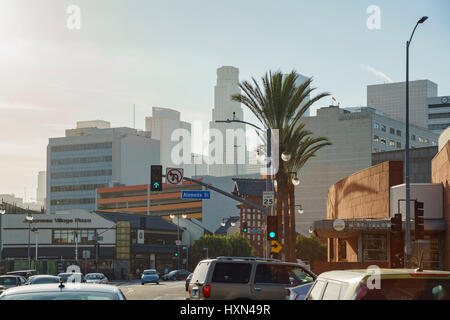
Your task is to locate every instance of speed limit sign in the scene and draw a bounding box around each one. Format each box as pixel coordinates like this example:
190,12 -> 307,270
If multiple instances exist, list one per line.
263,191 -> 274,207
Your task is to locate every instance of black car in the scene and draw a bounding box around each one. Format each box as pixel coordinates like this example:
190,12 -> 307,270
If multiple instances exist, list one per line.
162,269 -> 191,281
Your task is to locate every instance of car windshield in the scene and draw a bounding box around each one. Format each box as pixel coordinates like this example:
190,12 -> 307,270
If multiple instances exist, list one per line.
0,278 -> 17,286
144,271 -> 156,275
359,278 -> 450,300
29,277 -> 60,284
86,274 -> 103,280
169,271 -> 177,275
0,291 -> 119,300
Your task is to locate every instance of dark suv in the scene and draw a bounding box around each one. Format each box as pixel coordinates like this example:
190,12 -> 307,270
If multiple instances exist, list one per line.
187,257 -> 316,300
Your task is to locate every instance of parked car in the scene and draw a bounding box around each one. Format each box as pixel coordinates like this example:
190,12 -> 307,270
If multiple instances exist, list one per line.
57,272 -> 85,283
141,269 -> 159,285
85,273 -> 109,284
288,282 -> 314,300
0,283 -> 126,300
162,269 -> 190,281
0,275 -> 27,294
26,275 -> 61,285
304,269 -> 450,300
187,256 -> 316,300
6,270 -> 37,279
185,273 -> 193,291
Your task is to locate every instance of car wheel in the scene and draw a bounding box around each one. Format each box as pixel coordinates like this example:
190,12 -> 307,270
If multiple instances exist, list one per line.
156,282 -> 159,285
141,282 -> 145,285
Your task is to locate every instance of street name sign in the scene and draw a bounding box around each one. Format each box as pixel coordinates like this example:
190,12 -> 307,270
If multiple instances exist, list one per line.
181,190 -> 211,199
166,168 -> 184,186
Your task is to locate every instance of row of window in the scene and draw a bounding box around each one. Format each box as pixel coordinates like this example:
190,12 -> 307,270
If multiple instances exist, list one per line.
50,198 -> 96,205
374,123 -> 401,136
51,184 -> 108,193
428,112 -> 450,120
51,155 -> 112,166
373,136 -> 402,148
428,123 -> 450,130
51,142 -> 112,153
51,169 -> 112,179
53,229 -> 96,244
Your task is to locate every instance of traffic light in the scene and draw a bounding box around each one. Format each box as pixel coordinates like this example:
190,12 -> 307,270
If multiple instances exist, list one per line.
415,201 -> 424,240
150,165 -> 163,191
173,251 -> 179,258
242,222 -> 248,233
267,215 -> 278,240
390,213 -> 404,268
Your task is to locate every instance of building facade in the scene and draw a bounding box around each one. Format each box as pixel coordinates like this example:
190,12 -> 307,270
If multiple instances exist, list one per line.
209,66 -> 248,177
46,122 -> 160,214
37,171 -> 46,207
427,95 -> 450,134
367,79 -> 438,129
294,105 -> 438,235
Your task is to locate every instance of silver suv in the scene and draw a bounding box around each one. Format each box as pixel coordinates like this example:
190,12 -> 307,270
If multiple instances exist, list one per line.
187,257 -> 316,300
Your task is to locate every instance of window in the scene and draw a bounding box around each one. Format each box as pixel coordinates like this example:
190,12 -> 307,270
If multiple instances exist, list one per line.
338,239 -> 347,261
51,142 -> 112,153
390,128 -> 395,134
380,138 -> 386,144
411,135 -> 416,141
190,262 -> 210,285
362,234 -> 387,261
373,148 -> 379,153
396,130 -> 401,136
396,142 -> 401,149
373,135 -> 379,142
428,123 -> 450,131
307,280 -> 327,300
381,125 -> 386,132
211,263 -> 251,284
53,229 -> 95,244
425,138 -> 429,144
419,137 -> 424,143
51,169 -> 112,179
389,140 -> 395,147
322,282 -> 342,300
51,155 -> 112,166
50,198 -> 95,206
51,184 -> 108,193
374,122 -> 380,130
428,112 -> 450,119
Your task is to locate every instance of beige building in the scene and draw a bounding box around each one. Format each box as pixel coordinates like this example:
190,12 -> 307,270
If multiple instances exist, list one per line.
293,105 -> 438,235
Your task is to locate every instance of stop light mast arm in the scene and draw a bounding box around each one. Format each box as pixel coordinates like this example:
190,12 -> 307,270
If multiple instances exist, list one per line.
163,175 -> 268,214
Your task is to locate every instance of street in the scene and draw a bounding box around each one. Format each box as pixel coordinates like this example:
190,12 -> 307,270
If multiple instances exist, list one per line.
111,280 -> 188,300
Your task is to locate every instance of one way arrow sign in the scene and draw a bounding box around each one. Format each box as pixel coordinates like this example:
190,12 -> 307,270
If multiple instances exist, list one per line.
271,240 -> 283,253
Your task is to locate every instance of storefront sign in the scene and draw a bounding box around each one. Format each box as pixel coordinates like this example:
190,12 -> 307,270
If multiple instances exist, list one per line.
22,218 -> 92,224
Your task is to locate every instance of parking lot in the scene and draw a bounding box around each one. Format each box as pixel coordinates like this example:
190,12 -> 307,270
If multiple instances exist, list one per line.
112,280 -> 188,300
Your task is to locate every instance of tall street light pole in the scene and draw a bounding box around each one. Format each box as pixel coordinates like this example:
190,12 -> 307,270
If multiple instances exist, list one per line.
0,204 -> 6,265
405,16 -> 428,268
25,213 -> 34,270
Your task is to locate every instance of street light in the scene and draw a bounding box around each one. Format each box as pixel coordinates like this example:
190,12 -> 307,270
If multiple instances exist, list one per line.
25,213 -> 34,270
170,213 -> 187,270
296,205 -> 304,215
405,16 -> 428,268
289,172 -> 300,186
0,204 -> 5,264
281,151 -> 291,162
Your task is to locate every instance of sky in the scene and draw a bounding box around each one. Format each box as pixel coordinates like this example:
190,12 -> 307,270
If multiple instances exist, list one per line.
0,0 -> 449,201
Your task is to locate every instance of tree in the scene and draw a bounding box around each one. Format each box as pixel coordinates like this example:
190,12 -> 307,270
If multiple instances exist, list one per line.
232,71 -> 331,261
189,234 -> 254,270
295,234 -> 327,263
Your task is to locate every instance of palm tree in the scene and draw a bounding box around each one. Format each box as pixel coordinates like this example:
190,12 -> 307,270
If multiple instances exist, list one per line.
231,70 -> 332,262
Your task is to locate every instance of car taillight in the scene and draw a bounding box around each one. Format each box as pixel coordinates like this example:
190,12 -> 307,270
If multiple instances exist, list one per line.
188,285 -> 191,295
203,284 -> 211,298
353,283 -> 368,300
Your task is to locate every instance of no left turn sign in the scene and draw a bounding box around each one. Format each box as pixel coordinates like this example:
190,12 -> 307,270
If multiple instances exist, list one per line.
166,168 -> 184,185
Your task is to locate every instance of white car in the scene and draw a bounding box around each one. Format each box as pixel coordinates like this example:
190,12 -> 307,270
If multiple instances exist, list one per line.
85,273 -> 109,284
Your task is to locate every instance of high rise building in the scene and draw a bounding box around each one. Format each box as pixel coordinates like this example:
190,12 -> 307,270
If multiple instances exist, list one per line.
46,121 -> 160,214
367,80 -> 438,129
145,107 -> 207,177
427,95 -> 450,134
36,171 -> 46,206
293,105 -> 438,235
209,66 -> 247,176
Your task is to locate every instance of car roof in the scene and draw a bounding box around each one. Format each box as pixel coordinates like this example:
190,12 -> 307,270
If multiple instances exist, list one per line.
29,275 -> 60,278
1,283 -> 120,296
86,273 -> 104,275
0,275 -> 21,278
318,269 -> 450,282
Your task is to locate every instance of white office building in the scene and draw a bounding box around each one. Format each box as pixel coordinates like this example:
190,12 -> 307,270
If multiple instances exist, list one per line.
367,80 -> 438,129
427,95 -> 450,134
37,171 -> 46,206
209,66 -> 248,177
293,105 -> 438,235
47,121 -> 160,214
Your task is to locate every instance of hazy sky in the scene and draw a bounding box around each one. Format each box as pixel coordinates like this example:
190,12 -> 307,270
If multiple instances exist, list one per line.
0,0 -> 449,200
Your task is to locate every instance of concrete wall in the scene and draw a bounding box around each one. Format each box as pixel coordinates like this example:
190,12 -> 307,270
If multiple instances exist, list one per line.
327,161 -> 403,220
372,147 -> 438,183
431,140 -> 450,270
390,183 -> 444,219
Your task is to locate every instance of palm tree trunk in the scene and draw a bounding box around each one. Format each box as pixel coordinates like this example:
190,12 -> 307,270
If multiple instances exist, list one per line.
288,184 -> 297,262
